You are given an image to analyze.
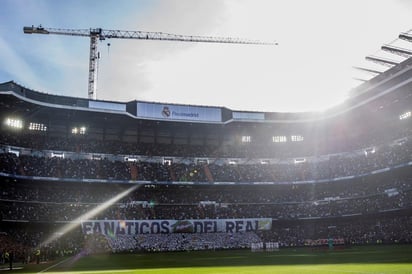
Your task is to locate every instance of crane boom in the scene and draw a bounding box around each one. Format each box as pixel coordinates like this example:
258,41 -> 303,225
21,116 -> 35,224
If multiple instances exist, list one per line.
24,25 -> 277,99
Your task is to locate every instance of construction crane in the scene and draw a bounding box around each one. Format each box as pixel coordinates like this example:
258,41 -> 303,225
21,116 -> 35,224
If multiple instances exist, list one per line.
24,25 -> 277,100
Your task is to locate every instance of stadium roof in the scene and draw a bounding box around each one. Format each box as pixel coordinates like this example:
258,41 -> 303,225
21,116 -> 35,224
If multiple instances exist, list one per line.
1,1 -> 412,112
1,53 -> 412,125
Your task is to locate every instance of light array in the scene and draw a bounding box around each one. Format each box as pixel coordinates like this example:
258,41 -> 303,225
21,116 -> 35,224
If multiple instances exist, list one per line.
29,122 -> 47,131
241,135 -> 251,143
399,111 -> 411,120
72,126 -> 87,135
272,136 -> 287,143
4,118 -> 23,129
291,135 -> 304,142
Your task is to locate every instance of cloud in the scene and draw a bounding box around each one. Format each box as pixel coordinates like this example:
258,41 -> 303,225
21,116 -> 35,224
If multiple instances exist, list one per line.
0,36 -> 43,88
3,0 -> 411,111
97,0 -> 228,102
97,0 -> 361,111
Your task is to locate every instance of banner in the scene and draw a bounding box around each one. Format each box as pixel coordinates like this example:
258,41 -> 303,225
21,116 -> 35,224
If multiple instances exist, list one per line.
81,218 -> 272,236
136,102 -> 222,123
304,238 -> 345,246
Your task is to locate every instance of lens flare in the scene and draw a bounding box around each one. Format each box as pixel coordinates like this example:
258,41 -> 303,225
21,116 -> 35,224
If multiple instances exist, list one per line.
39,184 -> 140,248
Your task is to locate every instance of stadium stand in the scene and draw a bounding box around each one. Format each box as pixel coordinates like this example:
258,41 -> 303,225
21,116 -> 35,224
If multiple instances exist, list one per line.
0,53 -> 412,261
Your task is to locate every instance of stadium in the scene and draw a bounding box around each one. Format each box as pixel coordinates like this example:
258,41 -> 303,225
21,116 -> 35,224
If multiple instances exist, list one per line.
1,13 -> 412,274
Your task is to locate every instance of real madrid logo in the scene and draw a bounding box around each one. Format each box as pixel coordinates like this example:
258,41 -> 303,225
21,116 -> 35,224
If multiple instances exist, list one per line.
161,106 -> 171,118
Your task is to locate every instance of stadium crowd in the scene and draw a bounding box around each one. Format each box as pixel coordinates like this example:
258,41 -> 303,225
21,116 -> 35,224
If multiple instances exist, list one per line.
0,135 -> 411,183
1,214 -> 411,259
105,232 -> 262,253
259,215 -> 412,247
0,169 -> 411,221
1,115 -> 411,263
0,122 -> 410,159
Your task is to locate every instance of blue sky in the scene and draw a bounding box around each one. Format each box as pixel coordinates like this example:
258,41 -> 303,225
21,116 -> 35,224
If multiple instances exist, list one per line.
1,0 -> 411,112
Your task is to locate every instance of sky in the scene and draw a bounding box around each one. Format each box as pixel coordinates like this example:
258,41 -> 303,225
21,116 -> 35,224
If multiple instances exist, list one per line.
0,0 -> 411,112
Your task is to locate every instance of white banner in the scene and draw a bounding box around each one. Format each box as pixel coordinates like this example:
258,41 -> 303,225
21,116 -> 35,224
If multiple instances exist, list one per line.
89,101 -> 126,112
136,102 -> 222,122
81,218 -> 272,235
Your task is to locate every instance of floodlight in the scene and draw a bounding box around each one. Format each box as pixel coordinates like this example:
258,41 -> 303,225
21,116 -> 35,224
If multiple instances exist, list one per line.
272,136 -> 287,143
29,122 -> 47,131
72,126 -> 86,135
241,135 -> 251,143
399,111 -> 411,120
291,135 -> 304,142
4,118 -> 23,129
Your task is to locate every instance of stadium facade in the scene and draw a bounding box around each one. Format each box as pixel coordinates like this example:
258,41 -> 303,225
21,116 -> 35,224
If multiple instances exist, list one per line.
0,48 -> 411,260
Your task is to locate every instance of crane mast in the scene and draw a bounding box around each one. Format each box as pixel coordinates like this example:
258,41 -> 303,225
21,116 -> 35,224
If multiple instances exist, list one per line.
24,25 -> 277,100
